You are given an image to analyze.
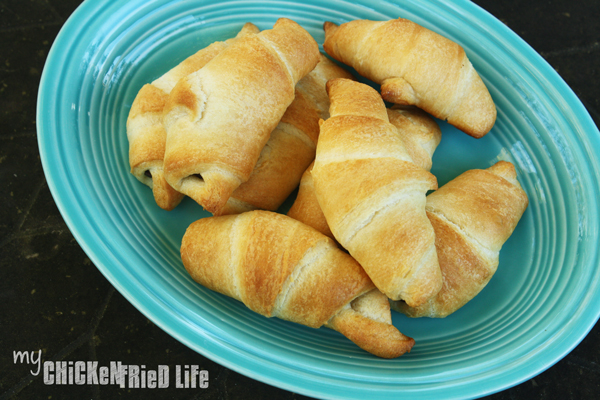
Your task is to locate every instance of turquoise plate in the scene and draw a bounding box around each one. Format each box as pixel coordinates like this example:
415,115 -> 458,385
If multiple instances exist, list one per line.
37,0 -> 600,398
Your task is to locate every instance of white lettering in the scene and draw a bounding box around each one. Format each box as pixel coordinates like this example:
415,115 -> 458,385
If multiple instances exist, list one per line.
56,362 -> 67,385
175,365 -> 183,388
13,350 -> 42,376
190,365 -> 199,388
109,361 -> 122,386
119,365 -> 128,388
30,350 -> 42,376
13,351 -> 29,364
68,361 -> 74,385
147,370 -> 157,389
87,361 -> 98,385
141,367 -> 146,389
98,366 -> 109,385
20,356 -> 192,389
128,365 -> 139,388
43,361 -> 54,385
158,365 -> 169,388
199,370 -> 209,389
74,361 -> 86,385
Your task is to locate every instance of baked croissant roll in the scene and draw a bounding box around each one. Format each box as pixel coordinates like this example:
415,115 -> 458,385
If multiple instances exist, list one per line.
288,105 -> 441,239
163,18 -> 320,214
323,18 -> 496,138
181,210 -> 415,358
219,54 -> 355,215
287,161 -> 336,239
311,78 -> 442,307
392,161 -> 529,318
386,106 -> 441,172
126,23 -> 260,210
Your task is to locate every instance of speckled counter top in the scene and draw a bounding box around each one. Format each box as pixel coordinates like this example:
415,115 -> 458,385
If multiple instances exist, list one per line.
1,1 -> 598,399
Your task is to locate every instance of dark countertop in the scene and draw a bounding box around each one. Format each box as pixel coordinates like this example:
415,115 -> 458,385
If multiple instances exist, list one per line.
1,0 -> 598,399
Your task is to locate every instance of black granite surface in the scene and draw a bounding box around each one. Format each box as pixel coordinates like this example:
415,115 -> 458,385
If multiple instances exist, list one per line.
1,0 -> 599,399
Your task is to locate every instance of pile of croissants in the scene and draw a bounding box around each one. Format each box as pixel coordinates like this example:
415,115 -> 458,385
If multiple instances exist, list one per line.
126,17 -> 529,359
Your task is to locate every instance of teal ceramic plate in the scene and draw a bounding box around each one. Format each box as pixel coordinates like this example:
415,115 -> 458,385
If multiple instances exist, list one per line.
37,0 -> 600,398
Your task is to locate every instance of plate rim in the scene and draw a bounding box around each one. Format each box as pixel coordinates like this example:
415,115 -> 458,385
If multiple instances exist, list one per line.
36,0 -> 600,398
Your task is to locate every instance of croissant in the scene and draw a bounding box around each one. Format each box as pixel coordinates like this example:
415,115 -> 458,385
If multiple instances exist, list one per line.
323,18 -> 496,138
392,161 -> 529,318
287,161 -> 335,239
288,105 -> 441,239
163,18 -> 320,214
181,210 -> 415,358
311,78 -> 442,307
219,54 -> 355,215
386,106 -> 441,172
126,23 -> 260,210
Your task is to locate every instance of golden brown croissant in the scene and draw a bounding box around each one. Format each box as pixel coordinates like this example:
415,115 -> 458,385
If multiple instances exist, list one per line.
218,54 -> 355,215
181,210 -> 415,358
287,161 -> 336,239
311,78 -> 442,307
392,161 -> 529,318
126,23 -> 260,210
163,18 -> 320,214
386,106 -> 441,172
323,18 -> 496,138
288,105 -> 441,239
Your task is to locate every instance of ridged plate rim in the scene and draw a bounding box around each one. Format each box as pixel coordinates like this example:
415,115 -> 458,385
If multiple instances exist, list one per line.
37,0 -> 600,399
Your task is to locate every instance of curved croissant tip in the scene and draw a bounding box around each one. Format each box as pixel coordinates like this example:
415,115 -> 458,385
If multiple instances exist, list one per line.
487,160 -> 517,180
325,77 -> 352,95
274,17 -> 300,29
325,78 -> 334,93
238,22 -> 260,36
323,21 -> 339,34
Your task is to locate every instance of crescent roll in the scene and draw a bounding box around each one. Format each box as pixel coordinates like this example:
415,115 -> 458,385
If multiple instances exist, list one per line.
287,161 -> 336,240
288,105 -> 441,239
126,23 -> 260,210
392,161 -> 529,318
219,54 -> 355,215
163,18 -> 320,214
311,78 -> 442,307
386,106 -> 441,172
323,18 -> 496,138
181,210 -> 415,358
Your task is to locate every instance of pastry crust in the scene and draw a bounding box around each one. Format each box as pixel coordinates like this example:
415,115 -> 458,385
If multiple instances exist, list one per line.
323,18 -> 496,138
311,78 -> 442,307
219,54 -> 355,215
287,105 -> 440,239
126,23 -> 260,210
392,161 -> 529,317
287,161 -> 336,240
386,106 -> 441,172
163,18 -> 320,214
181,210 -> 414,358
